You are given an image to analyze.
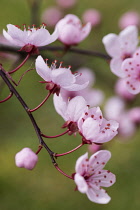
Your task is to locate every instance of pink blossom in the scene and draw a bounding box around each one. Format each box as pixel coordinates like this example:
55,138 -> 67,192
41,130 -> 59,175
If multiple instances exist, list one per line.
35,56 -> 89,95
78,106 -> 119,144
53,94 -> 87,134
55,14 -> 91,46
128,107 -> 140,124
42,7 -> 63,27
74,150 -> 116,204
119,11 -> 140,30
102,26 -> 139,77
82,9 -> 101,27
3,24 -> 58,53
121,49 -> 140,94
60,67 -> 104,107
115,78 -> 135,100
104,96 -> 136,138
15,148 -> 38,170
56,0 -> 77,9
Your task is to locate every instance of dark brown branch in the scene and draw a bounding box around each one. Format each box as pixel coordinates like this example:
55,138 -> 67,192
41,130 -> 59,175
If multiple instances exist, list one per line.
0,66 -> 56,165
0,44 -> 111,60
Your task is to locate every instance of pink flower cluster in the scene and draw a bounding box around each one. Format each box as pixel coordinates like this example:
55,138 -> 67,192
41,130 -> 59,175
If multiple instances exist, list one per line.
102,25 -> 140,95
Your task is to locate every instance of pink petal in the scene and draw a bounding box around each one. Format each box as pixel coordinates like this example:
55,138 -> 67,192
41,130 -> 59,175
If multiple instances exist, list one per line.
80,22 -> 91,42
89,169 -> 116,187
81,118 -> 100,141
51,68 -> 75,86
58,24 -> 81,45
66,96 -> 87,122
119,25 -> 138,53
64,81 -> 89,91
86,184 -> 111,204
75,152 -> 88,175
39,28 -> 58,46
74,173 -> 88,193
110,57 -> 126,78
102,34 -> 121,57
124,77 -> 140,94
28,28 -> 51,46
35,56 -> 51,81
53,94 -> 68,121
88,150 -> 111,172
95,119 -> 119,143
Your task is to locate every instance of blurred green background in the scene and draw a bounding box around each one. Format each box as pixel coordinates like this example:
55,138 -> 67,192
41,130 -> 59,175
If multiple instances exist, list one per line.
0,0 -> 140,209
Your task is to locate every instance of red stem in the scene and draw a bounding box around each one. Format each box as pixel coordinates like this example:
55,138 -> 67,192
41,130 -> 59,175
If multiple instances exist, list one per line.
41,129 -> 69,138
55,143 -> 84,157
55,165 -> 73,179
0,92 -> 13,103
9,53 -> 31,74
36,145 -> 43,154
29,91 -> 52,112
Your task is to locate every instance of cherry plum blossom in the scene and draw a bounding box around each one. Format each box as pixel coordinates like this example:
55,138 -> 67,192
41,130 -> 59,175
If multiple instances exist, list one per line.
102,26 -> 139,77
128,107 -> 140,124
15,148 -> 38,170
74,150 -> 116,204
121,49 -> 140,94
78,106 -> 119,144
35,55 -> 89,95
3,24 -> 58,53
55,14 -> 91,46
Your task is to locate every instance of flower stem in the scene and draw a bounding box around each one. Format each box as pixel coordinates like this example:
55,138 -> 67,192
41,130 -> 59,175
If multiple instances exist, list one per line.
0,92 -> 13,103
55,143 -> 84,157
29,91 -> 52,112
9,53 -> 31,74
55,165 -> 73,180
41,129 -> 69,138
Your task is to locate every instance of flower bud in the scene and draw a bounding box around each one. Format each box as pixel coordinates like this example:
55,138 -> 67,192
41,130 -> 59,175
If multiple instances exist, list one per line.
15,148 -> 38,170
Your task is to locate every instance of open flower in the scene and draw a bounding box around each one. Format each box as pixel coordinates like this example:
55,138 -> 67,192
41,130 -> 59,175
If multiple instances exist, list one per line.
15,148 -> 38,170
102,26 -> 139,77
55,14 -> 91,46
53,94 -> 87,134
78,106 -> 119,144
74,150 -> 116,204
121,48 -> 140,94
35,55 -> 89,95
3,24 -> 58,53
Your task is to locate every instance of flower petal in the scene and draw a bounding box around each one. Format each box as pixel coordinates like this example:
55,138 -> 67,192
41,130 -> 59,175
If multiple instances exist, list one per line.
88,150 -> 111,172
53,93 -> 68,121
74,173 -> 88,193
66,96 -> 87,122
89,169 -> 116,187
75,152 -> 88,175
35,55 -> 51,81
86,184 -> 111,204
80,22 -> 91,42
110,57 -> 126,78
119,25 -> 139,53
51,67 -> 75,86
102,34 -> 121,57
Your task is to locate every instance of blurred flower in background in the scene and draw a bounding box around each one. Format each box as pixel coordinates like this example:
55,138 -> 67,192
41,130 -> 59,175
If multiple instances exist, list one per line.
82,9 -> 101,27
118,11 -> 140,29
